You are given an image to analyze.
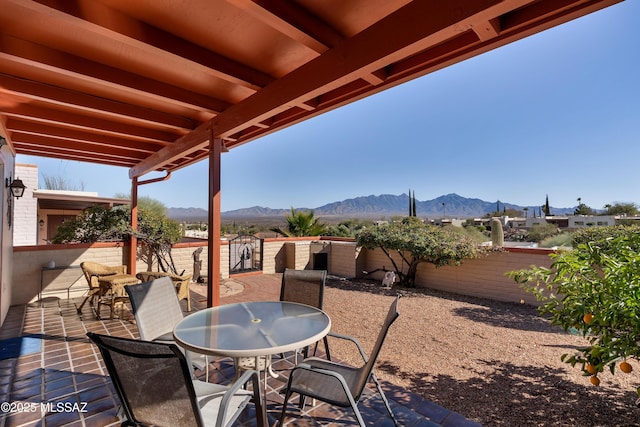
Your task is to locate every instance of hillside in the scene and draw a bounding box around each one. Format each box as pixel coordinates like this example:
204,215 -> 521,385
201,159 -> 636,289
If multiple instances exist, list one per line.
167,193 -> 575,221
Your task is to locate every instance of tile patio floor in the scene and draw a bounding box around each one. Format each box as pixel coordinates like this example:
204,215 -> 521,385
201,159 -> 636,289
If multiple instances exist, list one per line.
0,273 -> 481,427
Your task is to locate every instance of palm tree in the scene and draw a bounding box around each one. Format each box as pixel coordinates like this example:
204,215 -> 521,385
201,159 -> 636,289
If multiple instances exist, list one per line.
271,208 -> 327,237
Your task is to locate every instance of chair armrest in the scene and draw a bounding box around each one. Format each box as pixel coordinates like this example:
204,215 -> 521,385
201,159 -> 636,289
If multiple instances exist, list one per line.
288,363 -> 354,403
219,370 -> 265,427
326,332 -> 368,363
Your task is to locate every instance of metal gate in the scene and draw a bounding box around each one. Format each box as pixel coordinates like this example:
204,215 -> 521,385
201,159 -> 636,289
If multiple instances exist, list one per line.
229,234 -> 262,274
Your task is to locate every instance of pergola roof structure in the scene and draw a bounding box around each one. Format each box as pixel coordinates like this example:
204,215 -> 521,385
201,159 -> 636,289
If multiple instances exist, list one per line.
1,0 -> 622,177
0,0 -> 623,304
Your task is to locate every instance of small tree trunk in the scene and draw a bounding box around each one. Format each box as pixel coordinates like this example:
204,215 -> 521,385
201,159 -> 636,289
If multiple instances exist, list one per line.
404,261 -> 420,288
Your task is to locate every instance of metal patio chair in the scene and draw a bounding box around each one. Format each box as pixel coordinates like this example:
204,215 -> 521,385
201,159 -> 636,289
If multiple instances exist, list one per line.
136,270 -> 193,311
125,276 -> 208,373
279,268 -> 331,360
279,294 -> 401,427
87,332 -> 266,427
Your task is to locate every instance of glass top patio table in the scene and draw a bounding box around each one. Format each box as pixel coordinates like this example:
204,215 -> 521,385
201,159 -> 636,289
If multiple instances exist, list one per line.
173,301 -> 331,358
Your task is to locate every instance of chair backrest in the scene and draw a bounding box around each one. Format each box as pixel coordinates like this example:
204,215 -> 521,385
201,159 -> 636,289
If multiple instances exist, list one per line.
280,269 -> 327,309
87,332 -> 202,427
125,276 -> 184,341
353,295 -> 401,398
80,261 -> 125,288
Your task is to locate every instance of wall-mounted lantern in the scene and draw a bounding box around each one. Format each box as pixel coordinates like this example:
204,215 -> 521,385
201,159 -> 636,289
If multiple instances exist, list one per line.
5,177 -> 27,228
6,178 -> 26,198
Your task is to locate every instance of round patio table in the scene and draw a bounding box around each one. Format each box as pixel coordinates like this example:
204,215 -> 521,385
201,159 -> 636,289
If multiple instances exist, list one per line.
173,301 -> 331,358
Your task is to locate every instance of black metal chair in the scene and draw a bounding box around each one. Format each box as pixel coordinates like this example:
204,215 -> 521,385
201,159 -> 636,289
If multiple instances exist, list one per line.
279,268 -> 331,360
279,295 -> 401,427
87,332 -> 266,427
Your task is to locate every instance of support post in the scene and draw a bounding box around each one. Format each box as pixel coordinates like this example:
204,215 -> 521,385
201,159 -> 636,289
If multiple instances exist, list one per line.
129,176 -> 138,276
207,134 -> 223,307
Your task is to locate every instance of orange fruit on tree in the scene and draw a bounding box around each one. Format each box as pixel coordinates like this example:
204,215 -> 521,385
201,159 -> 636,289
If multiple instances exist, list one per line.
590,375 -> 600,386
586,364 -> 598,375
620,361 -> 633,374
583,313 -> 594,324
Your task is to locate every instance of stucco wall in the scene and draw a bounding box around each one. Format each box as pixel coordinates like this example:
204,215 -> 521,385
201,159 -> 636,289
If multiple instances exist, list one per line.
1,152 -> 16,324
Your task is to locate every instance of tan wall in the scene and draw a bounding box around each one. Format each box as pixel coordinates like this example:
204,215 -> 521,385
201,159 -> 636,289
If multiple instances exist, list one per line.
284,241 -> 314,270
135,241 -> 214,279
1,155 -> 17,324
10,237 -> 554,308
362,247 -> 404,281
11,241 -> 224,305
327,241 -> 359,278
12,243 -> 131,305
262,239 -> 287,273
363,247 -> 553,305
415,248 -> 553,305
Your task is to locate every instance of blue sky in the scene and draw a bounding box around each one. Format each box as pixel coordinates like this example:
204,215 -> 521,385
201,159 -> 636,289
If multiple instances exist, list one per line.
18,1 -> 639,212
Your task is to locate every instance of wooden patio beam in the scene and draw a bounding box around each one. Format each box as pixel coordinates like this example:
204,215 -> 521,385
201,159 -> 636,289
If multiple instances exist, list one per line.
8,119 -> 168,154
210,0 -> 529,140
25,0 -> 273,90
0,34 -> 230,114
0,73 -> 196,132
228,0 -> 344,53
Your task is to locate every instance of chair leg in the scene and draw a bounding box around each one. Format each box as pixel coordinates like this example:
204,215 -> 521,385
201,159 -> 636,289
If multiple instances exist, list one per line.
323,336 -> 331,360
76,296 -> 90,314
278,385 -> 294,426
76,292 -> 96,314
350,403 -> 366,427
371,373 -> 399,427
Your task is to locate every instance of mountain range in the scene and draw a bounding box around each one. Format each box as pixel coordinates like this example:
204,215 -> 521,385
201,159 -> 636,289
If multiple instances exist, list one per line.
167,193 -> 576,221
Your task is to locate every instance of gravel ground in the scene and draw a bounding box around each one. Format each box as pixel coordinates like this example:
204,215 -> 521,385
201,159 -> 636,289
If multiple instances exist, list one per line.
322,277 -> 640,427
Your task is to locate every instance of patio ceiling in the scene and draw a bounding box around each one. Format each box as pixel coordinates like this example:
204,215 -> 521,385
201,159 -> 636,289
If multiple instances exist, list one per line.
0,0 -> 622,180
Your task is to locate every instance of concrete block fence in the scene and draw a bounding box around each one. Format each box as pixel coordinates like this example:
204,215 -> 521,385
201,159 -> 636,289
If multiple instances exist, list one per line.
11,238 -> 554,307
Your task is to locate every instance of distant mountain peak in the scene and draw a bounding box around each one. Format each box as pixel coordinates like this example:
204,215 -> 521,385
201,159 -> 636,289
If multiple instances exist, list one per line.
167,193 -> 574,220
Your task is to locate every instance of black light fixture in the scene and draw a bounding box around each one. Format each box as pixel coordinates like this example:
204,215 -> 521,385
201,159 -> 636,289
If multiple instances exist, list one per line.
6,178 -> 26,198
0,136 -> 7,148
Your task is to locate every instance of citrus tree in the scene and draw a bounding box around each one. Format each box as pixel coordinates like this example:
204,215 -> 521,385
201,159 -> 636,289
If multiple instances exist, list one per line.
356,217 -> 484,287
509,226 -> 640,389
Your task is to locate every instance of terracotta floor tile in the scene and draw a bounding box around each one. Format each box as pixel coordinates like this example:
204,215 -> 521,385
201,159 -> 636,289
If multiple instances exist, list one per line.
0,274 -> 482,427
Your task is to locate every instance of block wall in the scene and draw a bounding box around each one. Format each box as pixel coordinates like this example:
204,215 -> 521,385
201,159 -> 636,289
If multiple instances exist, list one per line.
12,243 -> 130,305
416,249 -> 553,305
327,241 -> 359,278
13,164 -> 39,246
10,237 -> 555,308
262,240 -> 287,273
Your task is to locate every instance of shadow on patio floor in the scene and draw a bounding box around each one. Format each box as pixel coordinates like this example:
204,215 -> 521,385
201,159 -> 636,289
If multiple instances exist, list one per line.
0,273 -> 480,426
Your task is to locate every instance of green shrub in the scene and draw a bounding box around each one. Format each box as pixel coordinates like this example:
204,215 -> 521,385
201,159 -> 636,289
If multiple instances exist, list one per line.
539,232 -> 573,248
571,225 -> 640,250
527,223 -> 559,242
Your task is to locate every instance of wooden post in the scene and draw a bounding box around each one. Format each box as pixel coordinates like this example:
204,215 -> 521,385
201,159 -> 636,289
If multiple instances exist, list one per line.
129,176 -> 138,276
207,133 -> 223,307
